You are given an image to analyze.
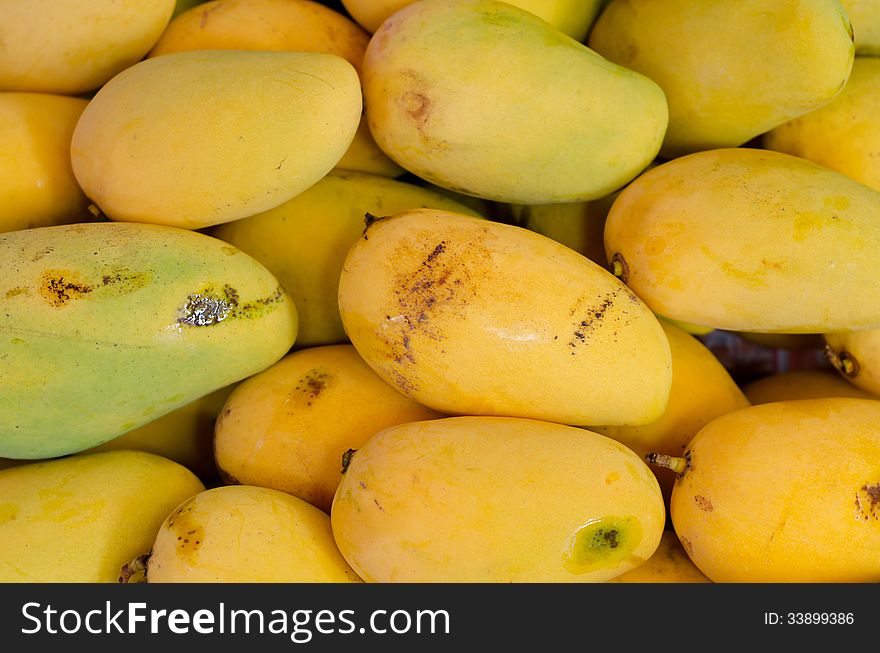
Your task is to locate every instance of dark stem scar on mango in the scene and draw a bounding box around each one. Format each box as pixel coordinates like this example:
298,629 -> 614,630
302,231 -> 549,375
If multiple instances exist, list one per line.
362,212 -> 391,239
341,448 -> 357,474
645,451 -> 690,476
610,253 -> 629,283
118,553 -> 150,584
824,345 -> 860,378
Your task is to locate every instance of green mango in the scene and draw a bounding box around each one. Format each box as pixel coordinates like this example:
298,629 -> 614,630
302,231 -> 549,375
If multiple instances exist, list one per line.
0,450 -> 204,583
0,222 -> 297,459
362,0 -> 667,204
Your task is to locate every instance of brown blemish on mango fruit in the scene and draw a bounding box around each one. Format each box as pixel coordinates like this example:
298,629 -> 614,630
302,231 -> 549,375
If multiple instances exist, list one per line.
286,368 -> 333,410
563,515 -> 643,574
4,287 -> 28,299
855,483 -> 880,520
165,498 -> 205,561
39,270 -> 93,307
694,495 -> 714,512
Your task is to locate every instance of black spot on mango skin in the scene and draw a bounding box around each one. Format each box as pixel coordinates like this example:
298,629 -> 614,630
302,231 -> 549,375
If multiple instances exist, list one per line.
695,495 -> 714,512
287,368 -> 333,410
564,515 -> 643,574
165,498 -> 205,563
39,270 -> 93,307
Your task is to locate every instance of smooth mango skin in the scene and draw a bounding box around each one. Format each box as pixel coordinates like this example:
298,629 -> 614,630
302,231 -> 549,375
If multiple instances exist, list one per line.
669,399 -> 880,582
763,57 -> 880,193
0,93 -> 92,234
338,209 -> 672,426
214,345 -> 443,513
0,0 -> 175,95
85,384 -> 237,483
589,0 -> 854,158
604,148 -> 880,333
341,0 -> 606,40
607,530 -> 710,583
210,171 -> 481,347
331,416 -> 666,582
843,0 -> 880,54
149,0 -> 403,179
146,485 -> 362,582
590,319 -> 750,504
362,0 -> 667,204
0,222 -> 297,459
0,450 -> 204,583
743,370 -> 878,404
825,329 -> 880,396
70,50 -> 362,229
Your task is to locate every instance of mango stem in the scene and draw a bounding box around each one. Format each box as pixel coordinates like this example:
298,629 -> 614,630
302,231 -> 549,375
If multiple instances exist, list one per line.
645,452 -> 687,474
118,554 -> 150,584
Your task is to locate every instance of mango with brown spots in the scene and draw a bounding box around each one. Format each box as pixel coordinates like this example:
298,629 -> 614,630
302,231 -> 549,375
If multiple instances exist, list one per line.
604,148 -> 880,333
0,221 -> 297,459
213,344 -> 443,513
651,398 -> 880,582
331,416 -> 665,582
144,485 -> 361,582
338,208 -> 672,426
0,450 -> 204,582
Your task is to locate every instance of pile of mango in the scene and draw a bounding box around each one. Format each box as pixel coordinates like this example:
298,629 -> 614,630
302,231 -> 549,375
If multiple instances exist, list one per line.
2,0 -> 880,584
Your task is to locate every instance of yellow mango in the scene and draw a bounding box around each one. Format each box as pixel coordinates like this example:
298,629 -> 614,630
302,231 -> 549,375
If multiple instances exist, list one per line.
331,416 -> 665,582
338,209 -> 672,426
607,530 -> 710,583
210,171 -> 481,347
743,370 -> 878,404
0,450 -> 204,582
149,0 -> 402,178
362,0 -> 667,203
824,329 -> 880,396
144,485 -> 361,582
0,0 -> 175,95
763,57 -> 880,192
341,0 -> 606,40
589,0 -> 854,157
590,319 -> 750,504
604,148 -> 880,333
843,0 -> 880,54
70,50 -> 362,229
0,222 -> 297,459
214,344 -> 443,513
85,384 -> 237,482
0,93 -> 93,234
652,399 -> 880,582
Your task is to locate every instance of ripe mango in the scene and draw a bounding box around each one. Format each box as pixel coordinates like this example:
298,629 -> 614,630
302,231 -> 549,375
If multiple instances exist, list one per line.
763,57 -> 880,192
338,209 -> 672,426
341,0 -> 606,40
589,0 -> 854,157
210,170 -> 481,347
0,222 -> 297,459
70,50 -> 362,229
607,530 -> 710,583
657,399 -> 880,582
331,416 -> 665,582
214,344 -> 443,513
590,319 -> 750,503
0,0 -> 175,95
743,370 -> 878,404
604,148 -> 880,333
362,0 -> 667,203
149,0 -> 403,178
0,92 -> 92,234
824,329 -> 880,396
145,485 -> 361,582
0,450 -> 204,582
